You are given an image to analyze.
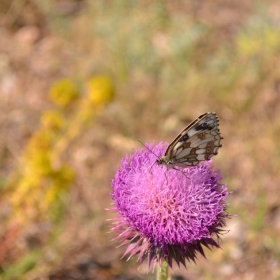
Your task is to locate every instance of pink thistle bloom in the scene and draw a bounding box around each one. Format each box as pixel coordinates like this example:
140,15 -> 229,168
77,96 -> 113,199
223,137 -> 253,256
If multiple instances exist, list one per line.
110,143 -> 231,269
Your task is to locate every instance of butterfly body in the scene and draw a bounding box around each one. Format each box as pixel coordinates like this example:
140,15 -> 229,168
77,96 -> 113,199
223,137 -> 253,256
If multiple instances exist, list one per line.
157,112 -> 222,169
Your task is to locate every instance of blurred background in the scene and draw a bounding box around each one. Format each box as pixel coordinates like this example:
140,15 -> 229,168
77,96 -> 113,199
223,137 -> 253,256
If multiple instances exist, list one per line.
1,1 -> 280,279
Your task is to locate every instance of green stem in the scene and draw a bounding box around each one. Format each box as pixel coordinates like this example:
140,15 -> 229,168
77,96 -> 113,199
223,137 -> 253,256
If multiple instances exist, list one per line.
156,259 -> 171,280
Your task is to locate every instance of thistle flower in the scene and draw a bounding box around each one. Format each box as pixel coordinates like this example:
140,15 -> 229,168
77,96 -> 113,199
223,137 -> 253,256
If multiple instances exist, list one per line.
111,143 -> 231,270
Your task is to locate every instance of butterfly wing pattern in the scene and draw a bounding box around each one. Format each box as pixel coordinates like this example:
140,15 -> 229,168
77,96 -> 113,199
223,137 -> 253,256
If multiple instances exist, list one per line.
156,112 -> 222,169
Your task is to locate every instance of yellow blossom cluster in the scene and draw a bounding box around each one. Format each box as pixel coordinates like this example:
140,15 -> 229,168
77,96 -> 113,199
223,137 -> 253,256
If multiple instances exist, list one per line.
9,75 -> 115,222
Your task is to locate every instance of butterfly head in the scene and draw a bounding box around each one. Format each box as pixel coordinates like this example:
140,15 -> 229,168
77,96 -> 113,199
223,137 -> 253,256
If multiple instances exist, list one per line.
156,156 -> 169,166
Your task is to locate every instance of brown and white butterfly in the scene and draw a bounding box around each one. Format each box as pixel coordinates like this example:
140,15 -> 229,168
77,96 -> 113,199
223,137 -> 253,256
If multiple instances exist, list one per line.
157,112 -> 222,169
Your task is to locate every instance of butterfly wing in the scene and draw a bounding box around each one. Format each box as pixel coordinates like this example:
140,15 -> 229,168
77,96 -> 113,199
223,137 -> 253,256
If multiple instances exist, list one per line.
165,112 -> 222,167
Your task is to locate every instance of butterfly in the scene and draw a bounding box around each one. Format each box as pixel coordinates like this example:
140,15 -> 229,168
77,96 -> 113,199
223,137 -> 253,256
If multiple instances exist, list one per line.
156,112 -> 222,169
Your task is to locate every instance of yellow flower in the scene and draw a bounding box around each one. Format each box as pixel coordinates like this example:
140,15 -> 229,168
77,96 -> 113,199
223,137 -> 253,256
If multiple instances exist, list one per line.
87,75 -> 115,107
236,27 -> 280,57
49,79 -> 79,108
55,164 -> 76,187
44,185 -> 59,209
266,29 -> 280,51
27,130 -> 53,153
40,111 -> 65,131
44,165 -> 75,207
28,152 -> 53,177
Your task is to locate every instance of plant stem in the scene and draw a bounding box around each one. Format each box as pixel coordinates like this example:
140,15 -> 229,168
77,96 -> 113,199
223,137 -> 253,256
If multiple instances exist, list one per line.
156,259 -> 171,280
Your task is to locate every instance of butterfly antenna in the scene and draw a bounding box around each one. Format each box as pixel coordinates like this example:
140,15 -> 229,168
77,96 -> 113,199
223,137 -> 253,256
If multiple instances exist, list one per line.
137,140 -> 160,173
137,140 -> 160,159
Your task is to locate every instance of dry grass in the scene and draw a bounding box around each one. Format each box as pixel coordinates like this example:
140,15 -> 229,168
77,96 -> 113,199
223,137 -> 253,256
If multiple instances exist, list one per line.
1,1 -> 280,279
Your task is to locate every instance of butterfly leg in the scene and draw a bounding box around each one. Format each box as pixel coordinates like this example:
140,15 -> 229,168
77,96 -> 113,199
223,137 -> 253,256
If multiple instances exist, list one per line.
164,169 -> 169,184
172,167 -> 190,179
148,161 -> 157,173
